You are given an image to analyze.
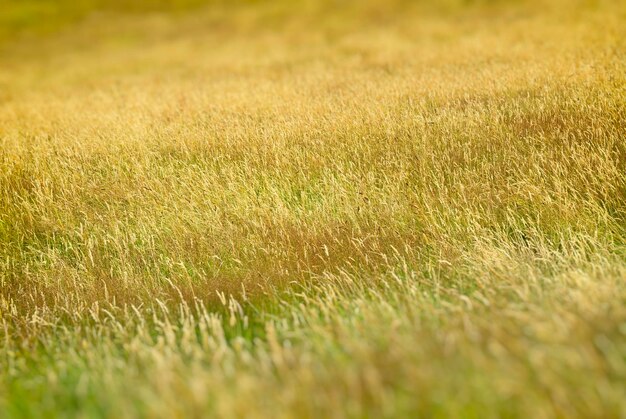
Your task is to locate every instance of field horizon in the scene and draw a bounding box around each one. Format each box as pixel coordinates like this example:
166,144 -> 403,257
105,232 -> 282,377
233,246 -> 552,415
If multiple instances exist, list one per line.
1,0 -> 625,417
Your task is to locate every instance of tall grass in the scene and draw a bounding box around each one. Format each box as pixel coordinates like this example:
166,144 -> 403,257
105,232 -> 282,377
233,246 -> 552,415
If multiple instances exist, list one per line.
1,0 -> 625,417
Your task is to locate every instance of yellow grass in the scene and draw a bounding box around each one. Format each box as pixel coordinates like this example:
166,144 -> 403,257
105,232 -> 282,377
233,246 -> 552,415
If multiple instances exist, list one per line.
1,0 -> 625,417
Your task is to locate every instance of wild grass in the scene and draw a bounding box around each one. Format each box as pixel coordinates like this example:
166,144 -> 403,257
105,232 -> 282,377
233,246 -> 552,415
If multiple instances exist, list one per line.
1,0 -> 625,417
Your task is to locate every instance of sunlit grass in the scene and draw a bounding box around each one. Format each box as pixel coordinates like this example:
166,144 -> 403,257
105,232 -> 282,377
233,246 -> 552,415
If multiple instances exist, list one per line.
1,0 -> 625,417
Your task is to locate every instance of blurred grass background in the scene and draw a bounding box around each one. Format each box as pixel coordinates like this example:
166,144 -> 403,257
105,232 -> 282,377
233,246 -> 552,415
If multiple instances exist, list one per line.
0,0 -> 538,45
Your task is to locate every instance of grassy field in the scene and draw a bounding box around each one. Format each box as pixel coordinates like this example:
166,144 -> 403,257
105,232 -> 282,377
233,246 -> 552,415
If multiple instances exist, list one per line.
1,0 -> 625,417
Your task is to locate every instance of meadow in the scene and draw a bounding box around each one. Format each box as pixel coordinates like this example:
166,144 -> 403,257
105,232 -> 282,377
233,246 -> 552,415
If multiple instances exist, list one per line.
1,0 -> 625,417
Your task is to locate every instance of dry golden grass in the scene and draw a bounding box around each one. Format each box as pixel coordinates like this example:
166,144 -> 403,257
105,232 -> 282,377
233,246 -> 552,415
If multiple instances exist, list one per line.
1,0 -> 625,417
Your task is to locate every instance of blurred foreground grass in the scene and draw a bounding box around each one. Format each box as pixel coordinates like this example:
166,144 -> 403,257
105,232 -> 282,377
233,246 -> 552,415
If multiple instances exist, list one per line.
1,0 -> 625,417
